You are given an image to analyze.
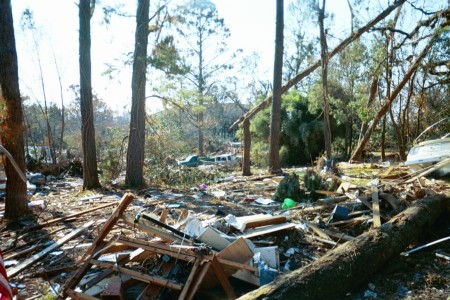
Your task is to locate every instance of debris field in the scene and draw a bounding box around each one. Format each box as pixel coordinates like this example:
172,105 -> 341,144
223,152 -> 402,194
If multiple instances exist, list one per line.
0,162 -> 449,300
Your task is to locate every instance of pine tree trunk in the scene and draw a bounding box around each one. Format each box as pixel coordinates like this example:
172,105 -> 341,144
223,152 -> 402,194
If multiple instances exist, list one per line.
125,0 -> 149,188
242,119 -> 251,176
268,0 -> 283,174
0,0 -> 29,220
79,0 -> 100,190
319,0 -> 332,160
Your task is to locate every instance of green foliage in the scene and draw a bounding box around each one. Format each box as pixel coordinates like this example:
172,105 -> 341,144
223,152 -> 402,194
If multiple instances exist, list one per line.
250,141 -> 269,168
279,145 -> 290,167
149,36 -> 189,76
303,169 -> 322,201
273,173 -> 304,202
97,126 -> 128,181
144,163 -> 223,188
249,90 -> 330,167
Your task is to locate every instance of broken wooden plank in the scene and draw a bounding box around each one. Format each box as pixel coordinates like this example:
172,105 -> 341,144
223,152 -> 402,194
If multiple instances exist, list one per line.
117,236 -> 256,272
140,213 -> 200,243
90,259 -> 183,291
372,187 -> 381,227
185,261 -> 211,300
159,209 -> 169,223
302,220 -> 333,241
117,236 -> 196,262
63,193 -> 134,296
211,254 -> 237,300
309,236 -> 338,247
27,202 -> 118,231
4,241 -> 53,261
328,216 -> 370,227
321,228 -> 355,242
178,258 -> 202,300
240,223 -> 295,239
379,192 -> 403,213
237,195 -> 448,300
242,215 -> 287,230
7,220 -> 94,278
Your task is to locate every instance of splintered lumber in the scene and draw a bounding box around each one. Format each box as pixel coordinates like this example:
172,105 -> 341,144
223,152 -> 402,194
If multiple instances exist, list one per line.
237,195 -> 448,300
240,223 -> 295,239
63,193 -> 134,296
7,220 -> 94,278
27,201 -> 118,231
89,259 -> 183,290
211,254 -> 237,299
316,195 -> 348,206
241,215 -> 287,230
201,238 -> 254,289
372,188 -> 381,227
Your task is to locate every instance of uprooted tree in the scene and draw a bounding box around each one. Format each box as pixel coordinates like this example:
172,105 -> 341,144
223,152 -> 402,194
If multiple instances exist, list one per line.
350,9 -> 449,162
238,194 -> 450,300
231,0 -> 406,175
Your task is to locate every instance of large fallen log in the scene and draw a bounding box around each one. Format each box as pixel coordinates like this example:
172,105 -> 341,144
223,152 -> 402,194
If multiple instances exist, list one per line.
238,195 -> 449,300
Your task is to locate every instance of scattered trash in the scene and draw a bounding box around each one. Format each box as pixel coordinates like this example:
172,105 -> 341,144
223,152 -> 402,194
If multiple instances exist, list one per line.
255,198 -> 276,205
282,198 -> 296,210
330,205 -> 350,222
1,161 -> 448,299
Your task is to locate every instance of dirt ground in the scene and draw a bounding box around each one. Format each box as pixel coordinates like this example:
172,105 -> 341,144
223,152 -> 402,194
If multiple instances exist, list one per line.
1,164 -> 449,299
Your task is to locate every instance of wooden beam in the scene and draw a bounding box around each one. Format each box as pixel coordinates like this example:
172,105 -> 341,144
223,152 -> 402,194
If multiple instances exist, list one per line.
90,259 -> 183,291
62,193 -> 134,296
27,202 -> 118,231
118,236 -> 257,272
372,188 -> 382,227
178,258 -> 202,300
7,220 -> 94,278
211,255 -> 237,299
242,215 -> 287,230
240,223 -> 295,239
118,236 -> 196,261
185,261 -> 211,300
159,209 -> 169,223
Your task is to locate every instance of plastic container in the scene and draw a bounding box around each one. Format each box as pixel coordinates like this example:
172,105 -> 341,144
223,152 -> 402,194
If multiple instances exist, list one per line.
282,198 -> 296,210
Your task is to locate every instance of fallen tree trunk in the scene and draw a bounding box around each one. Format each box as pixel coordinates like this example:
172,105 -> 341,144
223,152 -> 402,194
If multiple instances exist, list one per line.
238,195 -> 449,300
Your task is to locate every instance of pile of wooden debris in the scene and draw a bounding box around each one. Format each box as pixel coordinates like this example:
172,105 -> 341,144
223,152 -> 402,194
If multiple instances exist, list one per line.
0,162 -> 449,299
